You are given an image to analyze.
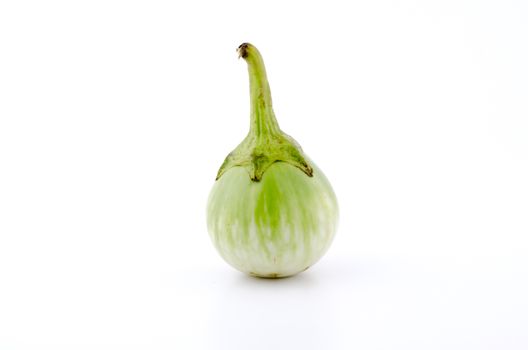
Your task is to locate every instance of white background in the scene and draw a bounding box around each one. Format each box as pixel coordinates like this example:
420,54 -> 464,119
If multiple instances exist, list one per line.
1,1 -> 527,349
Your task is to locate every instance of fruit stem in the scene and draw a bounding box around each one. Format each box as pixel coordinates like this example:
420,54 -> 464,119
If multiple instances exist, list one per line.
237,43 -> 280,137
215,43 -> 313,182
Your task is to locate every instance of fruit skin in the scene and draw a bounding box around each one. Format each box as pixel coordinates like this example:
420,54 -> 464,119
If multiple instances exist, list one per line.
207,160 -> 338,278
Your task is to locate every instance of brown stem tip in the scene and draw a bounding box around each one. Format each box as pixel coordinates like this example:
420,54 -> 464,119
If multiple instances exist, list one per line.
237,43 -> 249,58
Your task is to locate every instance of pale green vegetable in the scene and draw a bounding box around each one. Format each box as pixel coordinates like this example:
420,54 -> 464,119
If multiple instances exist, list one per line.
207,43 -> 338,278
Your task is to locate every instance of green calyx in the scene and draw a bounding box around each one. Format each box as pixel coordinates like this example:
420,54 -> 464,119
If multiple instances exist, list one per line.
216,43 -> 313,182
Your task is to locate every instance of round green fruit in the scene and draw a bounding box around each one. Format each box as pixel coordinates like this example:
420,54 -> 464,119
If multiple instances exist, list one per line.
206,43 -> 339,278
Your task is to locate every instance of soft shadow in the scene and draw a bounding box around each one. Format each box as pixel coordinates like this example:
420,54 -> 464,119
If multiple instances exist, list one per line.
204,256 -> 394,349
229,268 -> 320,290
205,267 -> 339,350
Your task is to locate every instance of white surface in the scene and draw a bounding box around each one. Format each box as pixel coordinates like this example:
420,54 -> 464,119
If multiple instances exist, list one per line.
1,1 -> 528,349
